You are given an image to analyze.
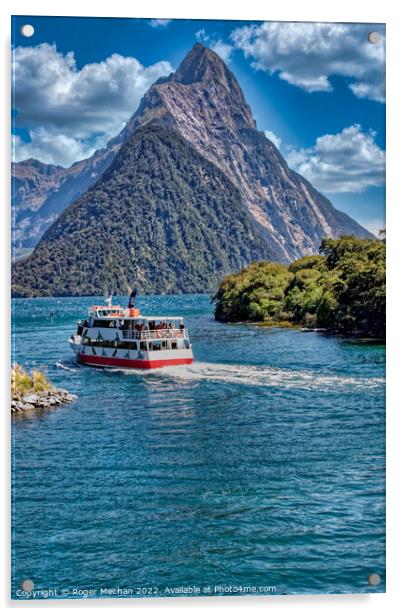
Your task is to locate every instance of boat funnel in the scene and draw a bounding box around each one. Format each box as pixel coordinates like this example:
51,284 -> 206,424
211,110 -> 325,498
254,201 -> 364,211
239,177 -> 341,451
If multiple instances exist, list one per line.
128,288 -> 138,309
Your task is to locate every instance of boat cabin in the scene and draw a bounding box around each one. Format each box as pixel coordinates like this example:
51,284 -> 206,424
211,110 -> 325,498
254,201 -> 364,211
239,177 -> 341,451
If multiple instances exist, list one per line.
77,305 -> 189,349
70,298 -> 193,368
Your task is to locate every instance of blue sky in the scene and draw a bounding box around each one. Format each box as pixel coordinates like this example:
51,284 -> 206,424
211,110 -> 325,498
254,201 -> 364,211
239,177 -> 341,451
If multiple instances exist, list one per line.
11,16 -> 386,234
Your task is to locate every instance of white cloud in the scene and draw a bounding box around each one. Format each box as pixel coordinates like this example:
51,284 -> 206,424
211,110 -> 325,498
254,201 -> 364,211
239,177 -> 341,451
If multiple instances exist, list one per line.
148,19 -> 172,29
210,40 -> 233,64
231,22 -> 385,102
286,124 -> 385,193
361,218 -> 385,237
264,130 -> 282,150
12,43 -> 173,166
12,130 -> 108,167
196,29 -> 233,63
195,29 -> 208,40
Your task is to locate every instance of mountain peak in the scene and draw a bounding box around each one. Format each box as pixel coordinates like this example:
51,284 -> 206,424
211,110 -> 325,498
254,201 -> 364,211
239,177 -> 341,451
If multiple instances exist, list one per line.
12,42 -> 373,272
14,158 -> 62,170
172,43 -> 230,85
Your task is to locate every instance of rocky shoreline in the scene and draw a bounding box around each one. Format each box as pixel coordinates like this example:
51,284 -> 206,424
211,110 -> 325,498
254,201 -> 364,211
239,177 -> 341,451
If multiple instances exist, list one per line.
11,364 -> 77,414
12,388 -> 77,414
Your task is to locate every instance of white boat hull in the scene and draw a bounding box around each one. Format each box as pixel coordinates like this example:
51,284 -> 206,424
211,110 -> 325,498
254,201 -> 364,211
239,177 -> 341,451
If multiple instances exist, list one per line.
70,340 -> 193,369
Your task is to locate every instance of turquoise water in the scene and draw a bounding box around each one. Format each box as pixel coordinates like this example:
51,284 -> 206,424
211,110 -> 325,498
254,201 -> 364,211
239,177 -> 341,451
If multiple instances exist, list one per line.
11,294 -> 385,599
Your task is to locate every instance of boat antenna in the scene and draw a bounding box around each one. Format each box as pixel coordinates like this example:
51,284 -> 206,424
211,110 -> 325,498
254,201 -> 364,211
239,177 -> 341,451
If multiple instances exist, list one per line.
104,292 -> 112,307
128,288 -> 137,309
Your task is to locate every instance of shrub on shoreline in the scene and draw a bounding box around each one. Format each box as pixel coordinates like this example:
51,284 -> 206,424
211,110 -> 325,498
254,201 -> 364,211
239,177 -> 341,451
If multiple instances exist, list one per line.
213,236 -> 385,338
11,364 -> 77,414
12,364 -> 53,398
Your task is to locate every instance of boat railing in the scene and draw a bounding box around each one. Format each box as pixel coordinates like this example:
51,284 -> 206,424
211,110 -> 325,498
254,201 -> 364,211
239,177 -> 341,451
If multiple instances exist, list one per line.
121,328 -> 188,340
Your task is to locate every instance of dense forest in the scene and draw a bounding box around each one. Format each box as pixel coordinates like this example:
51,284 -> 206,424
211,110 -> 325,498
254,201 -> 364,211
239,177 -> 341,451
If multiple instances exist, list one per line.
12,126 -> 274,297
213,236 -> 385,338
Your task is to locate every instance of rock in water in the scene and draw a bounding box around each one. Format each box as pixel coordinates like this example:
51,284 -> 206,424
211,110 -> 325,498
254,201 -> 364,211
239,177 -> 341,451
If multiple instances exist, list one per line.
22,393 -> 39,405
11,364 -> 77,413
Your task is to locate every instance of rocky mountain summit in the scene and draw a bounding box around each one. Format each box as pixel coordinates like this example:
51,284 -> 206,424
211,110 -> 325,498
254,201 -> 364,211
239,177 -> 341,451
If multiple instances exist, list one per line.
12,44 -> 372,296
122,44 -> 370,261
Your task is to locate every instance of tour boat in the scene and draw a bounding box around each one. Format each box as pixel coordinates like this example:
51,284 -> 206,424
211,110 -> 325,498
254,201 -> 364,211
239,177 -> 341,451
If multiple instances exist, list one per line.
69,291 -> 193,369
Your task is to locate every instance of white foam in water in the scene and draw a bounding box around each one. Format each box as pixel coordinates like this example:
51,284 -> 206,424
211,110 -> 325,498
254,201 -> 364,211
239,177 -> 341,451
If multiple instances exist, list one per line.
123,361 -> 384,392
55,361 -> 77,372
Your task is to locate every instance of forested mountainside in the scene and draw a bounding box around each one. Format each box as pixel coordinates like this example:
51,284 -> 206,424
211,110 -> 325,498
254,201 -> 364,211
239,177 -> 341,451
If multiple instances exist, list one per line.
12,127 -> 274,296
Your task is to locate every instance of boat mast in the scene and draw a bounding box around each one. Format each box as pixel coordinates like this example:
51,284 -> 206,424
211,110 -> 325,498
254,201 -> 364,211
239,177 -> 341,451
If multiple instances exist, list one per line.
104,293 -> 112,308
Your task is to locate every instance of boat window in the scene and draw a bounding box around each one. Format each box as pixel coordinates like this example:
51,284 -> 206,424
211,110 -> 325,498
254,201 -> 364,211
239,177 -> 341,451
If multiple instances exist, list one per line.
171,341 -> 177,350
92,319 -> 115,328
97,340 -> 113,348
140,341 -> 147,351
123,320 -> 136,331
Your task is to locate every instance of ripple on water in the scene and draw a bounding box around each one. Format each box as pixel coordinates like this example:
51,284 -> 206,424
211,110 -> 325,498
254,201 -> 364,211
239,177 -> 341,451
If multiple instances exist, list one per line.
12,295 -> 385,597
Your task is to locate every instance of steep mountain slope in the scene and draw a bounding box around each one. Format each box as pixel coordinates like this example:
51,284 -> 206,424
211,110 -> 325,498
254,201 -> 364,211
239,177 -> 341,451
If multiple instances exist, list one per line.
12,43 -> 372,261
12,126 -> 273,297
12,159 -> 66,215
12,144 -> 120,256
121,44 -> 372,261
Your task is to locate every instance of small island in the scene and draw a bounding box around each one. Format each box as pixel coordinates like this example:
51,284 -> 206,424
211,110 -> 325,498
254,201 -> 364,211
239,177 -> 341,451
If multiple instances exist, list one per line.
213,236 -> 385,338
11,364 -> 77,414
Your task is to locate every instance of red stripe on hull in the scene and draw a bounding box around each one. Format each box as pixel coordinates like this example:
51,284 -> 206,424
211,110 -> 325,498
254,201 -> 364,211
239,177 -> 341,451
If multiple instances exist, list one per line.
77,353 -> 193,369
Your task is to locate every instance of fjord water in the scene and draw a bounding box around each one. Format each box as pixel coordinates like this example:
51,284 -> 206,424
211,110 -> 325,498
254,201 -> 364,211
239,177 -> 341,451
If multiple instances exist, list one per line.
11,295 -> 385,598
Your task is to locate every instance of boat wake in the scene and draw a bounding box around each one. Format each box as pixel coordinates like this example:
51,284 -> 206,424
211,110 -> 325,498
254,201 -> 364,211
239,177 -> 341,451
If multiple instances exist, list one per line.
55,360 -> 78,372
121,361 -> 384,392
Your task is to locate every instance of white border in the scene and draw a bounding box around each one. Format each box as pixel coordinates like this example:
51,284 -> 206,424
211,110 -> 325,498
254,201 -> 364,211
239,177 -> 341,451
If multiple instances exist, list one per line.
1,1 -> 401,614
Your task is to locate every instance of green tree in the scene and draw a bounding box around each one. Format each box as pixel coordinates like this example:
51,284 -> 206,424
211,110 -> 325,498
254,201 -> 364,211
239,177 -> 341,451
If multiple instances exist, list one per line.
214,235 -> 385,338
